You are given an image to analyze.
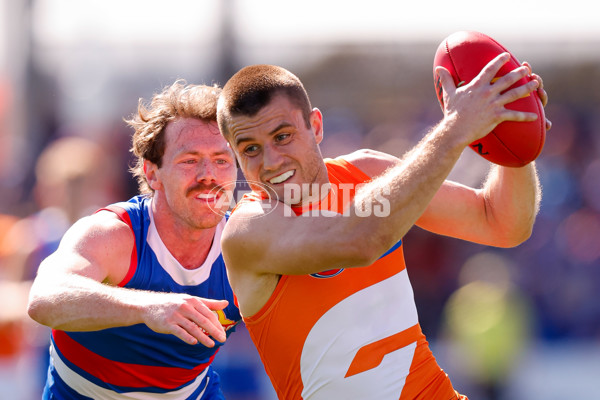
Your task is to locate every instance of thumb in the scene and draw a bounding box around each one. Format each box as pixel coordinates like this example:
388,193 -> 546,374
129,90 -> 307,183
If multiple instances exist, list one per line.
435,66 -> 457,95
434,66 -> 457,113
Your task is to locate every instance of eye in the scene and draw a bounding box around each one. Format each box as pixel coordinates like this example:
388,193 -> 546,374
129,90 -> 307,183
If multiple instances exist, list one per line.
274,133 -> 291,144
243,144 -> 260,156
181,158 -> 196,165
215,158 -> 230,166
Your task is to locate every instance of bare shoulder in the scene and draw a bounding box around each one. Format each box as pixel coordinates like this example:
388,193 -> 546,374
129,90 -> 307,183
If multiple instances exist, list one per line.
340,149 -> 400,178
47,210 -> 135,283
63,210 -> 133,250
221,199 -> 282,268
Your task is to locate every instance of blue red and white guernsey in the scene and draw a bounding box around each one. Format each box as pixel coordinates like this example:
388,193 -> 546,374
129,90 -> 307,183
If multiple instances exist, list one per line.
43,195 -> 241,400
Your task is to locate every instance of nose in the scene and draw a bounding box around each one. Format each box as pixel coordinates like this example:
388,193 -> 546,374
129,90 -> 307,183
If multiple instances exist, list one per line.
262,144 -> 284,171
196,158 -> 216,183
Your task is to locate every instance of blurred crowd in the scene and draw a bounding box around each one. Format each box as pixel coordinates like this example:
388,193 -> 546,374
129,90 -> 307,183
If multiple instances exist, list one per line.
0,49 -> 598,400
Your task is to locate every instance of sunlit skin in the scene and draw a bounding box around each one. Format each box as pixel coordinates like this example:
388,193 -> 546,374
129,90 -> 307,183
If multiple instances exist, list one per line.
219,56 -> 551,318
145,118 -> 237,266
26,117 -> 234,350
226,94 -> 330,205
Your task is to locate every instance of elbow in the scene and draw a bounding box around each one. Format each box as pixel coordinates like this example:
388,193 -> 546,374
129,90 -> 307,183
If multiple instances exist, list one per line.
494,221 -> 534,248
495,235 -> 528,249
27,295 -> 55,328
335,241 -> 374,268
27,298 -> 45,325
508,225 -> 534,248
484,196 -> 537,248
348,250 -> 377,268
515,222 -> 534,246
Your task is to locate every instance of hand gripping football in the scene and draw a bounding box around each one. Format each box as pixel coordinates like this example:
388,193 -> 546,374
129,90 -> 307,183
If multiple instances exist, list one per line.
433,31 -> 546,167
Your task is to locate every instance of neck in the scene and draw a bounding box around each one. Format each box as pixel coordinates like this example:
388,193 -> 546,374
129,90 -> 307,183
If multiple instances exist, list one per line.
299,160 -> 331,206
150,198 -> 218,270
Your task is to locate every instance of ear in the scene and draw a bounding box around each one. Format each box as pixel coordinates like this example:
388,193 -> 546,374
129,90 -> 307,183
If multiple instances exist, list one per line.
144,159 -> 162,191
310,108 -> 324,145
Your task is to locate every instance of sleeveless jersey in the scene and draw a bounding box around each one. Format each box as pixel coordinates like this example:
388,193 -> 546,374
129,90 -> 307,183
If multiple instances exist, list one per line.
44,195 -> 241,400
236,158 -> 466,400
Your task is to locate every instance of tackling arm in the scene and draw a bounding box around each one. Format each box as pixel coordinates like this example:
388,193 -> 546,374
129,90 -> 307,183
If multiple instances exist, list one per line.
27,211 -> 227,346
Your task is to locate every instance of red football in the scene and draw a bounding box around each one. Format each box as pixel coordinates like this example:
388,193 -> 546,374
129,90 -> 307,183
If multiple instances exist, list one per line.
433,31 -> 546,167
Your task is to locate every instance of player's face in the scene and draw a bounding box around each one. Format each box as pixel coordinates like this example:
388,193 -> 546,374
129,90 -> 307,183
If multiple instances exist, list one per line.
226,94 -> 329,205
150,118 -> 237,229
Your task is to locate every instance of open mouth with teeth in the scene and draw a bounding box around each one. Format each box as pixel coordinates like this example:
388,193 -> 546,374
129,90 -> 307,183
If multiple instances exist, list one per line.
196,193 -> 218,202
195,189 -> 229,204
269,170 -> 295,185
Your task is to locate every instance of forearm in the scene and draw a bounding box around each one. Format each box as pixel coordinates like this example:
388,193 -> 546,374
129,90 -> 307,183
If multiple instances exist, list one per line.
28,271 -> 228,346
28,272 -> 152,331
481,162 -> 541,246
346,54 -> 543,258
350,118 -> 469,258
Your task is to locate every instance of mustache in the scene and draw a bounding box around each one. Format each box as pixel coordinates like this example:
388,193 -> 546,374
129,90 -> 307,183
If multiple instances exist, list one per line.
186,183 -> 228,197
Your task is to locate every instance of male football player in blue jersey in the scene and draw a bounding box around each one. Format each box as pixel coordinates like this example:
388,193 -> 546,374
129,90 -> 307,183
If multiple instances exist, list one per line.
27,80 -> 241,399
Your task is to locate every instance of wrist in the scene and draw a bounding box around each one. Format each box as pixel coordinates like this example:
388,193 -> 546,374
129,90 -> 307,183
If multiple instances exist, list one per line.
430,114 -> 473,156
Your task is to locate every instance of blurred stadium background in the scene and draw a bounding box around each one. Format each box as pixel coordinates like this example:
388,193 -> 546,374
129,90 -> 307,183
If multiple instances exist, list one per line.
1,1 -> 599,399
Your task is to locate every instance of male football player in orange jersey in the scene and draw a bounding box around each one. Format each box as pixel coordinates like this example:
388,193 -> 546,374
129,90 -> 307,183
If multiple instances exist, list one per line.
215,55 -> 549,399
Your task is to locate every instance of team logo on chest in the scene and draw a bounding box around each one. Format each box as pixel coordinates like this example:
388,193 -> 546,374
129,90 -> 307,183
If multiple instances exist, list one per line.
215,310 -> 238,331
310,268 -> 345,278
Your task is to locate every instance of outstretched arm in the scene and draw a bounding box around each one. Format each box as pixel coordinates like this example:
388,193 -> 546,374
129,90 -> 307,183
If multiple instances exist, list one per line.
223,53 -> 542,278
27,211 -> 227,347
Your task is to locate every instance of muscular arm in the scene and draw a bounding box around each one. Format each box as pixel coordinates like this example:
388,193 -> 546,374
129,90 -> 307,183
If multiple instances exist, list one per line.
27,211 -> 227,346
224,54 -> 541,276
223,54 -> 542,316
416,163 -> 540,247
417,64 -> 548,246
223,117 -> 482,316
348,147 -> 540,247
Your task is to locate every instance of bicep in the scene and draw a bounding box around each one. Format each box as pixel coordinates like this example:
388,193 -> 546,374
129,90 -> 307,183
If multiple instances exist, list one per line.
36,212 -> 134,285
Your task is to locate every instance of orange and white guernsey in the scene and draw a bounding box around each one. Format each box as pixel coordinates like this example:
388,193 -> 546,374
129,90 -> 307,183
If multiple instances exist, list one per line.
235,157 -> 467,400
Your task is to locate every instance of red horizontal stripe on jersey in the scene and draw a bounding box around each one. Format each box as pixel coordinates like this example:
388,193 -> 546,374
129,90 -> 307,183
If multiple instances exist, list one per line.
53,330 -> 216,389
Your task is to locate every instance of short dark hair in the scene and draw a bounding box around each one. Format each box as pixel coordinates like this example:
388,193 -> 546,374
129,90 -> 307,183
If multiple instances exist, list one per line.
217,65 -> 312,139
